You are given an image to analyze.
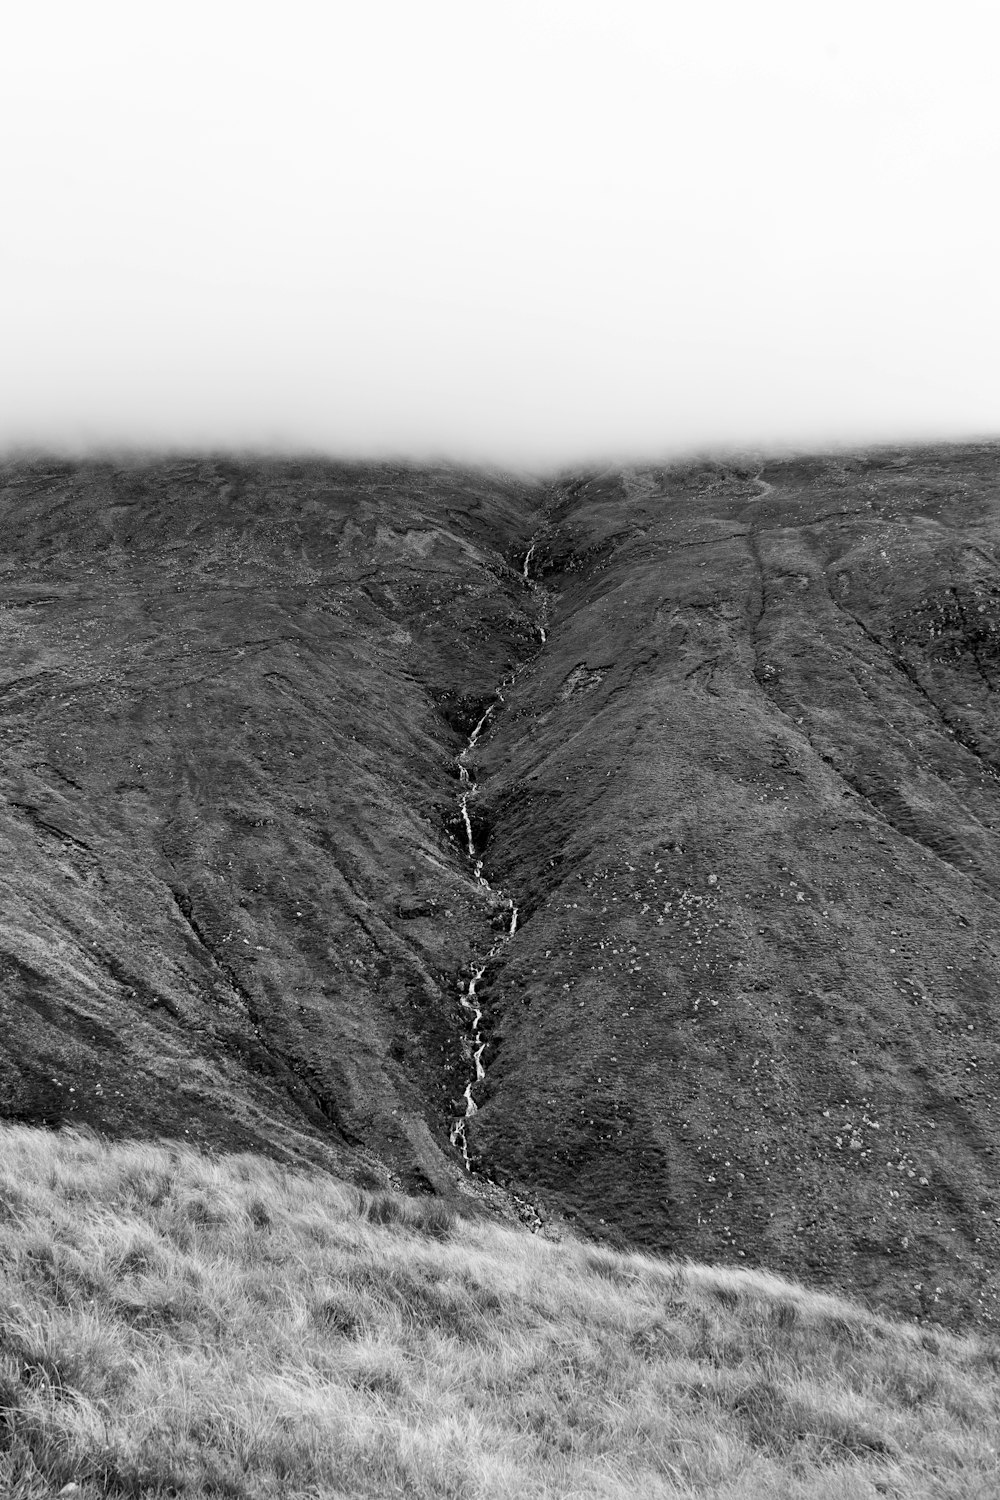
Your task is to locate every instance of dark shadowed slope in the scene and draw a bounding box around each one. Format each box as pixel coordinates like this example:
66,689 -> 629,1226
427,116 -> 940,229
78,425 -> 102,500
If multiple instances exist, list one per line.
3,445 -> 1000,1326
468,446 -> 1000,1326
0,459 -> 544,1194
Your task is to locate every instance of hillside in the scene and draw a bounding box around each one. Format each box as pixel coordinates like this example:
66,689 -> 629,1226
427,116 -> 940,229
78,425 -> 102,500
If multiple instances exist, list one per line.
2,444 -> 1000,1326
2,1126 -> 998,1499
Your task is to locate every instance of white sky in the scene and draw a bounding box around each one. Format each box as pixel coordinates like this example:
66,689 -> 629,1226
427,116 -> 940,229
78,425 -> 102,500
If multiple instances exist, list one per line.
2,1 -> 998,465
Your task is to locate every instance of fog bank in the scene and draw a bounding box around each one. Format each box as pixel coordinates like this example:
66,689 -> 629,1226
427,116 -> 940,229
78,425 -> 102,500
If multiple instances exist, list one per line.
2,1 -> 997,465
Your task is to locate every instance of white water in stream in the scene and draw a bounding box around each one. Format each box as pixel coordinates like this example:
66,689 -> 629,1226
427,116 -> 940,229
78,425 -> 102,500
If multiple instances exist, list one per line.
449,699 -> 520,1166
449,541 -> 542,1169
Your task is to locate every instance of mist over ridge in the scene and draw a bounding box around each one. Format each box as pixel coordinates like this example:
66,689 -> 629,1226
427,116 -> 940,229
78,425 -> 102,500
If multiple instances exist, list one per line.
2,2 -> 998,466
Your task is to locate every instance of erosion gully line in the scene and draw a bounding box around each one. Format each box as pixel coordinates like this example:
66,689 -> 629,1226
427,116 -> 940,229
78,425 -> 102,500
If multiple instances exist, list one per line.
450,541 -> 542,1168
523,541 -> 547,642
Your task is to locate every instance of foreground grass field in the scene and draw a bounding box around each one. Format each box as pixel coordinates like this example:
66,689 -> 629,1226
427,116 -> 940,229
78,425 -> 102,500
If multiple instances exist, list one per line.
0,1127 -> 997,1498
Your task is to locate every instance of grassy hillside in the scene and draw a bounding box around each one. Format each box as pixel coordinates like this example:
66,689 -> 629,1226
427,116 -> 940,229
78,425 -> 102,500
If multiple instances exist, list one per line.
463,445 -> 1000,1323
1,1127 -> 997,1499
4,445 -> 1000,1323
0,456 -> 542,1192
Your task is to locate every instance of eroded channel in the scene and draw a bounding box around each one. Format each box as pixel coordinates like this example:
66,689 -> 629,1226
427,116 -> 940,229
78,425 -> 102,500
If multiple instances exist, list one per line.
449,543 -> 545,1168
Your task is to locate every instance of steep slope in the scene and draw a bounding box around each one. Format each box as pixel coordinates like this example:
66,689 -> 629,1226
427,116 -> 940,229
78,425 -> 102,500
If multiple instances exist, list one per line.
0,457 -> 543,1195
465,445 -> 1000,1327
3,445 -> 1000,1328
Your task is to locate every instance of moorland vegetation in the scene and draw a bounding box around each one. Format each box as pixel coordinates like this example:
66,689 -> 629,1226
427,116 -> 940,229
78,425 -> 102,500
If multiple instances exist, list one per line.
4,446 -> 1000,1323
1,1126 -> 998,1499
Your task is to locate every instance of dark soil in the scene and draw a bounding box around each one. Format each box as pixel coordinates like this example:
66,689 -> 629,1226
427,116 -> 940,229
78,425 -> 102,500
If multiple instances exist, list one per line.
3,445 -> 1000,1327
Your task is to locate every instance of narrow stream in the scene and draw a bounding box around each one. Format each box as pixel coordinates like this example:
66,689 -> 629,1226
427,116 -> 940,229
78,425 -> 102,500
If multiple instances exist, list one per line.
449,541 -> 543,1168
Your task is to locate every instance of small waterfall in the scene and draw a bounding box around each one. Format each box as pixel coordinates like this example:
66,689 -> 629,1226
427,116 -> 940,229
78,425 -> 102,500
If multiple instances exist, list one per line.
449,538 -> 545,1169
450,899 -> 519,1167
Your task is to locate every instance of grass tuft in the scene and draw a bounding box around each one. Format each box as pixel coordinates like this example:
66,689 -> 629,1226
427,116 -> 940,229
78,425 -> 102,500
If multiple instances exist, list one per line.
0,1124 -> 998,1498
360,1188 -> 457,1239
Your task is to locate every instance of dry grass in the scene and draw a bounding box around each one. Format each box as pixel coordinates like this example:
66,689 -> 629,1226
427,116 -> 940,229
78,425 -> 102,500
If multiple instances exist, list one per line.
0,1126 -> 997,1498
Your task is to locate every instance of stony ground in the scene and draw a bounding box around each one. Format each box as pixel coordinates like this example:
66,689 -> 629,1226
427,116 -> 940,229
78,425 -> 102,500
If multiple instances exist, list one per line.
2,445 -> 1000,1328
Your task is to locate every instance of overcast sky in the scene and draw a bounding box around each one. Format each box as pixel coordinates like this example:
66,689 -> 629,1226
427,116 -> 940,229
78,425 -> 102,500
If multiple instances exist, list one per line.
2,1 -> 998,466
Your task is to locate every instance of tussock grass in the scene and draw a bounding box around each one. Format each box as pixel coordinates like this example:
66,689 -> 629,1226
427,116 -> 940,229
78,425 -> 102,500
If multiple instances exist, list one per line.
0,1126 -> 997,1497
